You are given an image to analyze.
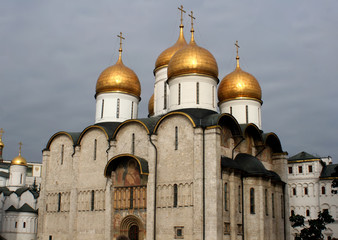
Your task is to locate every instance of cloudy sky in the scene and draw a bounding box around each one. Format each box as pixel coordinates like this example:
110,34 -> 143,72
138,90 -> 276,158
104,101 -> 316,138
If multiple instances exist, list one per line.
1,0 -> 337,163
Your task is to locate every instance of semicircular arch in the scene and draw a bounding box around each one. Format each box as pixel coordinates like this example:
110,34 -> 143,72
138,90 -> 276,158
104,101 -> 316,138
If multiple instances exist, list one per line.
113,119 -> 150,140
153,112 -> 196,133
77,125 -> 109,145
104,154 -> 149,177
45,131 -> 77,150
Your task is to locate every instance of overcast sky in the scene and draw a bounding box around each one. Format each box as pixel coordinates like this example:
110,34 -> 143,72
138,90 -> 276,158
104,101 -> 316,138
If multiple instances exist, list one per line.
1,0 -> 337,163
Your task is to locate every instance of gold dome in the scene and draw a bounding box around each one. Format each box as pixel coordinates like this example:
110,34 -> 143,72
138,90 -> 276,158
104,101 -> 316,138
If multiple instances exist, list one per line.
154,25 -> 187,72
148,94 -> 154,116
0,128 -> 4,148
11,142 -> 27,166
218,56 -> 262,104
167,27 -> 218,80
96,35 -> 141,99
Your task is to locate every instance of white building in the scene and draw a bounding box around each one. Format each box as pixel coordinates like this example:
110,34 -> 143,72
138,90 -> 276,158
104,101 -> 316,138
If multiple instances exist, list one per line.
38,7 -> 289,240
288,151 -> 338,239
0,133 -> 39,240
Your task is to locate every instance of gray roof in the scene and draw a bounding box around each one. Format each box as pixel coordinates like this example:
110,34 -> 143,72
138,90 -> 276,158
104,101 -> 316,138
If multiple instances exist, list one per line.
0,171 -> 9,178
320,164 -> 338,179
288,151 -> 320,161
6,203 -> 37,213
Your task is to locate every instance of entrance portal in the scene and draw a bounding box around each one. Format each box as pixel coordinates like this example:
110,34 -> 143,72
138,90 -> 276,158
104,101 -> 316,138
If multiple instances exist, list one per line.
128,225 -> 139,240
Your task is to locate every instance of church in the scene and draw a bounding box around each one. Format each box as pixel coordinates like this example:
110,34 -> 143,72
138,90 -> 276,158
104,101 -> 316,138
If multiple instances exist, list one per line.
38,7 -> 289,240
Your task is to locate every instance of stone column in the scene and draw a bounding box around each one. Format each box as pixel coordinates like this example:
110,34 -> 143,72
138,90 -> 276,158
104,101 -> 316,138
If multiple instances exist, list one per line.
105,175 -> 113,240
69,146 -> 80,240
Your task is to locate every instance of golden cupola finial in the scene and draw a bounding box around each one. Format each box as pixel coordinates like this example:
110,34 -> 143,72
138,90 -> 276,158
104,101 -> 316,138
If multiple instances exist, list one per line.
167,11 -> 218,80
154,5 -> 188,72
96,32 -> 141,99
0,128 -> 4,148
218,41 -> 262,104
148,94 -> 154,116
11,142 -> 27,166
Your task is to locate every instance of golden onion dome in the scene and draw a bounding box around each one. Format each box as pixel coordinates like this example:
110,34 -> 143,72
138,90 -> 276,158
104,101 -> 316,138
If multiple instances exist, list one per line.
96,35 -> 141,99
0,128 -> 4,148
148,94 -> 154,116
218,55 -> 262,104
11,143 -> 27,166
167,26 -> 218,80
154,25 -> 187,72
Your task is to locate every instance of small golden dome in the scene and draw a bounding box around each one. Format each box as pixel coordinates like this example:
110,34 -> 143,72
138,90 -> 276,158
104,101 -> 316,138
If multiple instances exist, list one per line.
155,26 -> 187,72
167,27 -> 218,80
11,142 -> 27,166
218,56 -> 262,104
0,128 -> 4,148
148,94 -> 154,116
96,34 -> 141,99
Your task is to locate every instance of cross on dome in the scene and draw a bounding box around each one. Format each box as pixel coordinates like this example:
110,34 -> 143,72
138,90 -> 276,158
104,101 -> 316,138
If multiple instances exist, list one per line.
19,142 -> 22,156
235,40 -> 241,67
0,128 -> 3,140
117,32 -> 125,53
178,5 -> 186,27
188,11 -> 195,32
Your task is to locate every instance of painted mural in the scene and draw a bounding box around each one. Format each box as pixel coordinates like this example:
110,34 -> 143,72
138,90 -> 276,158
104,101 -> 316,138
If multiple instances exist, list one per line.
115,159 -> 141,187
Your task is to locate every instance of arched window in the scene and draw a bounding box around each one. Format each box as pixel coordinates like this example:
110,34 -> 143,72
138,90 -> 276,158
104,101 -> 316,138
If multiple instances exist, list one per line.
238,185 -> 241,213
164,82 -> 167,110
245,105 -> 249,124
272,193 -> 275,218
292,187 -> 296,196
304,187 -> 308,195
61,144 -> 64,165
178,84 -> 181,105
132,133 -> 135,155
173,184 -> 178,208
306,209 -> 310,216
250,188 -> 255,214
321,186 -> 326,195
131,102 -> 134,118
291,210 -> 295,216
93,139 -> 97,160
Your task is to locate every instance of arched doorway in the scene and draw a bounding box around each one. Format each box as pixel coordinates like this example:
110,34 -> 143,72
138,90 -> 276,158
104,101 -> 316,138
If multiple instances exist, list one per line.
128,225 -> 139,240
119,215 -> 144,240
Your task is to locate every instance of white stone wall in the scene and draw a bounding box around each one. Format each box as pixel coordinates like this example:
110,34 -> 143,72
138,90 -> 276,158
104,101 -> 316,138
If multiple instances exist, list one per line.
168,75 -> 218,112
95,92 -> 139,123
219,99 -> 262,129
154,67 -> 170,116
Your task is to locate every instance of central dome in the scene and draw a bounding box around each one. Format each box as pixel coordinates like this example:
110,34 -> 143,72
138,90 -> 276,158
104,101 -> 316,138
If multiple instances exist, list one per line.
96,53 -> 141,99
167,32 -> 218,80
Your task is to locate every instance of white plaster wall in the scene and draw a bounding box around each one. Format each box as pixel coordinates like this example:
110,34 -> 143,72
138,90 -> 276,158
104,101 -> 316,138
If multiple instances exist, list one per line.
2,212 -> 37,240
95,92 -> 139,123
8,165 -> 27,190
154,67 -> 170,116
168,75 -> 218,112
219,99 -> 262,129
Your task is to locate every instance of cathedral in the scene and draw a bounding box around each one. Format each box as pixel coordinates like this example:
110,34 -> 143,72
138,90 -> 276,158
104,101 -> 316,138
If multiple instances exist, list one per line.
38,7 -> 289,240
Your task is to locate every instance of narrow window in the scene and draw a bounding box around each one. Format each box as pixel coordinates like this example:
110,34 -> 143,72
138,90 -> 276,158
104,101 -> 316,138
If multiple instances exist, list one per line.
212,86 -> 215,108
322,186 -> 326,195
245,105 -> 248,124
238,185 -> 241,213
292,187 -> 297,196
131,102 -> 134,119
15,222 -> 17,228
291,210 -> 295,216
174,226 -> 184,238
265,189 -> 268,216
164,82 -> 167,109
20,174 -> 22,184
230,106 -> 232,115
175,126 -> 178,150
306,209 -> 310,216
224,222 -> 230,235
58,193 -> 61,212
130,188 -> 134,209
23,222 -> 26,228
101,99 -> 104,118
178,84 -> 181,105
250,188 -> 255,214
308,165 -> 313,173
93,139 -> 97,160
49,236 -> 53,240
196,82 -> 199,104
61,144 -> 64,165
132,133 -> 135,155
224,183 -> 228,211
237,224 -> 243,234
173,184 -> 178,207
91,190 -> 95,211
298,166 -> 303,173
272,193 -> 275,218
304,187 -> 308,195
288,167 -> 293,174
281,195 -> 284,218
116,99 -> 120,118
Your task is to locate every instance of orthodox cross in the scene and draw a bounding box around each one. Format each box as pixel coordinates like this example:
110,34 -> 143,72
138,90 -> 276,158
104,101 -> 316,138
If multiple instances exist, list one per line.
188,11 -> 195,30
178,5 -> 186,26
235,40 -> 240,57
117,32 -> 125,52
19,142 -> 22,155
